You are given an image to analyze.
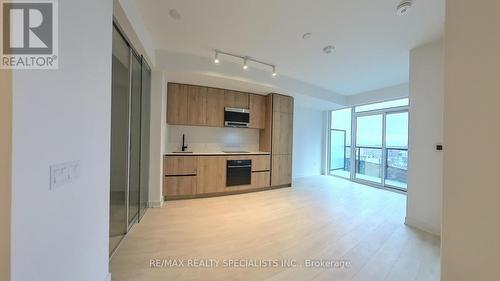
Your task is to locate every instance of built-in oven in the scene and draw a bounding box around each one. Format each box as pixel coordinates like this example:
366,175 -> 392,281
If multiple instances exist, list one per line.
226,159 -> 252,186
224,107 -> 250,128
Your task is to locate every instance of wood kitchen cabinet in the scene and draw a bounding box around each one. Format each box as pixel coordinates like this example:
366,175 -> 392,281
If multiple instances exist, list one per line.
224,90 -> 249,109
252,172 -> 271,189
249,94 -> 266,129
164,176 -> 197,196
167,83 -> 188,124
196,156 -> 226,194
187,85 -> 207,126
205,88 -> 225,127
273,94 -> 294,114
271,154 -> 292,186
164,156 -> 198,176
271,111 -> 293,155
167,83 -> 271,129
251,155 -> 270,171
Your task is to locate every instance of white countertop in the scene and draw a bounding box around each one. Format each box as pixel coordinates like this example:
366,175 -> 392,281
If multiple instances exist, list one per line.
165,151 -> 270,156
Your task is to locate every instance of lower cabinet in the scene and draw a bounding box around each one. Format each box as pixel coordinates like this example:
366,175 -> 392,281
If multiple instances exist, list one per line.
164,176 -> 197,196
196,156 -> 226,194
163,154 -> 276,199
271,154 -> 292,186
252,171 -> 270,188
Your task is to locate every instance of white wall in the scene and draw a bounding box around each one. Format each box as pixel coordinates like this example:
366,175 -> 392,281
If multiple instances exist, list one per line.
11,1 -> 113,281
292,105 -> 325,178
346,83 -> 409,107
442,0 -> 500,280
406,39 -> 444,236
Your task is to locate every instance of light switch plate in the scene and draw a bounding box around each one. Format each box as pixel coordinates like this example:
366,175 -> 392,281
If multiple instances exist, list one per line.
50,160 -> 80,190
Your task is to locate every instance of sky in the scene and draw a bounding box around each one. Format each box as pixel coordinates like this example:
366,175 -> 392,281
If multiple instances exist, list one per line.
331,100 -> 408,148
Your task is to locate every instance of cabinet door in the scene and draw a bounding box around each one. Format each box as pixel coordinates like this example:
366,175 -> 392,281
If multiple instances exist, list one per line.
224,90 -> 249,109
272,112 -> 293,155
271,154 -> 292,186
249,94 -> 266,129
197,157 -> 226,194
252,155 -> 270,172
205,88 -> 225,127
164,156 -> 198,175
273,94 -> 294,113
167,83 -> 188,124
187,85 -> 207,126
164,176 -> 197,196
252,172 -> 270,188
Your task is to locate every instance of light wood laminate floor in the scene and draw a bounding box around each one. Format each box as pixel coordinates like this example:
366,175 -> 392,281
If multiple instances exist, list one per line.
110,176 -> 440,281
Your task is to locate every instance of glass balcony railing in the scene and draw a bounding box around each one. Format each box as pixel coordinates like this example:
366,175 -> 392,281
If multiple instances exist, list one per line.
330,146 -> 408,190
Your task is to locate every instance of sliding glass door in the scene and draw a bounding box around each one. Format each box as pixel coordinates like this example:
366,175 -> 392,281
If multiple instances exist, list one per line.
384,112 -> 408,189
354,114 -> 383,184
329,99 -> 409,191
109,23 -> 152,256
110,26 -> 130,254
353,110 -> 408,190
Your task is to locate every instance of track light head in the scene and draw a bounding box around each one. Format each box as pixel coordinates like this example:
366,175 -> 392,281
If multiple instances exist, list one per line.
214,51 -> 220,64
243,58 -> 248,70
272,66 -> 277,77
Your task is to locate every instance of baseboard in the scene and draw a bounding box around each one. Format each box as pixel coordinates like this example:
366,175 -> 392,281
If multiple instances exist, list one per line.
405,216 -> 441,236
104,272 -> 111,281
148,200 -> 164,208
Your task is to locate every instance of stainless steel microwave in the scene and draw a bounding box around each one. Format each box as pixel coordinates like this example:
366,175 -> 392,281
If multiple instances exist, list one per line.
224,107 -> 250,128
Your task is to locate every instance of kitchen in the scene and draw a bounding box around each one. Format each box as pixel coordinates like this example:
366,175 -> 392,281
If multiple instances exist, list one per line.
163,83 -> 294,200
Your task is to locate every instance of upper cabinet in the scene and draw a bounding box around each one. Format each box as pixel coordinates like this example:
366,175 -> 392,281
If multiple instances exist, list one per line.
224,90 -> 249,109
205,88 -> 225,127
249,94 -> 266,129
187,85 -> 207,126
167,83 -> 269,130
273,94 -> 294,114
167,83 -> 188,124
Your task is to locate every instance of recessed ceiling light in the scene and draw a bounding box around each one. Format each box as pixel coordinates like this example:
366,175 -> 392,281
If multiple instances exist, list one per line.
169,9 -> 181,20
397,1 -> 412,16
323,45 -> 335,54
302,32 -> 312,40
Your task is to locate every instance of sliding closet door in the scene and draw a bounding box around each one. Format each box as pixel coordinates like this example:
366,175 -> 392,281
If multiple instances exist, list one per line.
128,52 -> 142,226
109,26 -> 130,254
139,61 -> 151,218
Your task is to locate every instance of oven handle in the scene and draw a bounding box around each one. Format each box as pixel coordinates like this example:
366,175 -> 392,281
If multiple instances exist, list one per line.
227,165 -> 252,168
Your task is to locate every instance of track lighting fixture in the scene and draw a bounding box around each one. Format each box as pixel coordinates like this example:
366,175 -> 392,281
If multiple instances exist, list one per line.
243,58 -> 248,70
212,50 -> 277,77
214,51 -> 220,64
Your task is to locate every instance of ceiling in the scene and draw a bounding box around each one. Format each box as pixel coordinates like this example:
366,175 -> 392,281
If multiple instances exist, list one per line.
135,0 -> 444,95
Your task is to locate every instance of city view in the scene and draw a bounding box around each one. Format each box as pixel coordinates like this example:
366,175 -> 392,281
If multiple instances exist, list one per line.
329,100 -> 409,190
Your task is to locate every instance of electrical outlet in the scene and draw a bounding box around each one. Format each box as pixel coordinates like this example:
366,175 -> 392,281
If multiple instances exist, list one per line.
50,160 -> 80,190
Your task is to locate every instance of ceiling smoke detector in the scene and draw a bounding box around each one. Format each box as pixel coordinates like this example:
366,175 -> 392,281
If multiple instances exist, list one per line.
169,9 -> 181,20
397,1 -> 413,16
323,45 -> 335,54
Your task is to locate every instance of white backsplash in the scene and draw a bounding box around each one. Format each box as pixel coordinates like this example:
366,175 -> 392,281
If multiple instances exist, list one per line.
167,125 -> 260,152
